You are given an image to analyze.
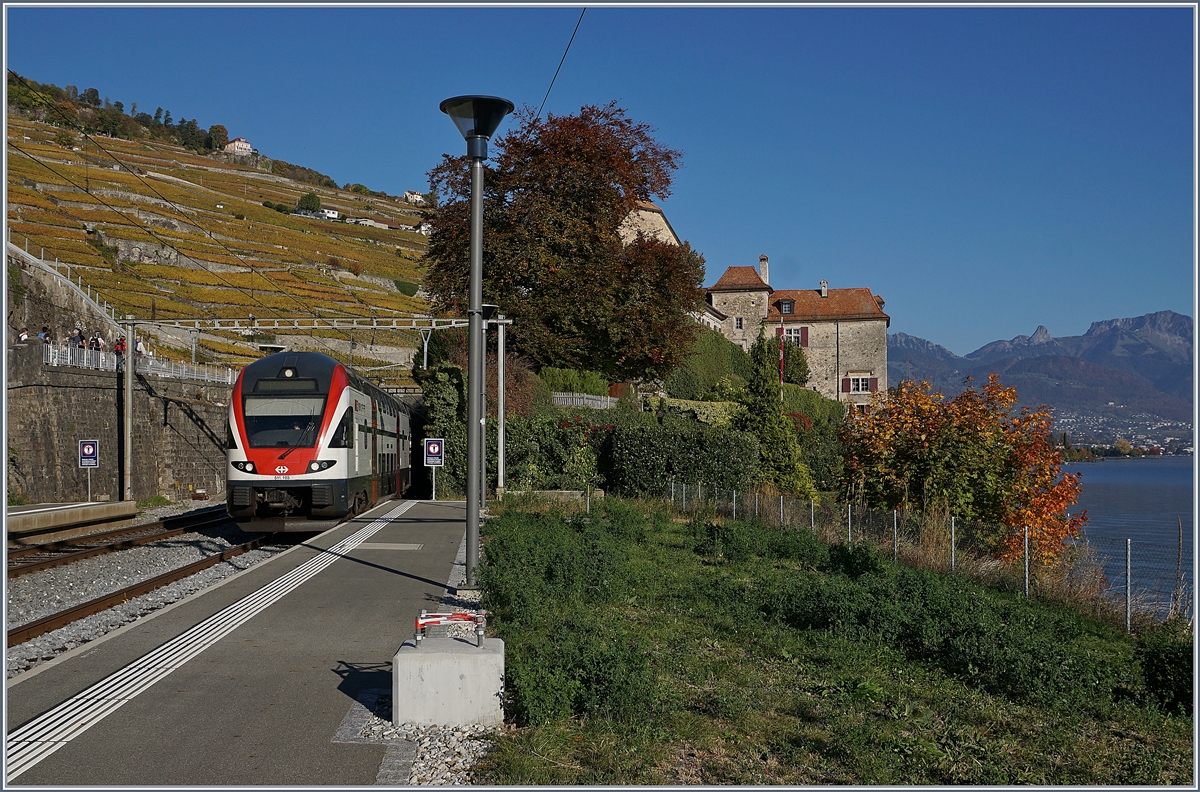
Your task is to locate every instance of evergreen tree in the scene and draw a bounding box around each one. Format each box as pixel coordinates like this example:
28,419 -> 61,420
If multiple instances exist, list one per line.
749,330 -> 809,386
735,327 -> 816,497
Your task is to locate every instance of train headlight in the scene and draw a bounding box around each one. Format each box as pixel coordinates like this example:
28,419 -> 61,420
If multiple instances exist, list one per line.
233,461 -> 255,473
308,460 -> 336,472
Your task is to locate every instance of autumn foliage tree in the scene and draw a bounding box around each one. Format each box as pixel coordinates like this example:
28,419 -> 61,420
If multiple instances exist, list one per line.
422,102 -> 706,382
840,375 -> 1086,563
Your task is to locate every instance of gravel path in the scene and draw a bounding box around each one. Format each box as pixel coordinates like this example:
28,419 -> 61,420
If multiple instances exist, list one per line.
6,500 -> 291,679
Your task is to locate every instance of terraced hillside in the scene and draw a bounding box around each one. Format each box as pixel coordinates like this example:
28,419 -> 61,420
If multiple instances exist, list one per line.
7,114 -> 432,382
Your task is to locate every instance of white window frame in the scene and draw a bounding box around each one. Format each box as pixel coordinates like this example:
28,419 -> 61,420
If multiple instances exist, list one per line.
784,327 -> 804,346
849,376 -> 872,393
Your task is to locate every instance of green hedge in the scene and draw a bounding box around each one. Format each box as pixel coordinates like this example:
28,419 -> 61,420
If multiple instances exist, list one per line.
606,413 -> 759,495
663,325 -> 752,400
539,367 -> 609,396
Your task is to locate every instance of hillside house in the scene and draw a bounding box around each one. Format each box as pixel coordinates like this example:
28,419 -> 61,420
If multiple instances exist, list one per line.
223,137 -> 252,156
403,190 -> 427,206
320,208 -> 340,221
706,255 -> 889,409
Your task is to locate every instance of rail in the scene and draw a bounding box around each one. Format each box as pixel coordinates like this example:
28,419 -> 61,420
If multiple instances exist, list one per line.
42,340 -> 237,384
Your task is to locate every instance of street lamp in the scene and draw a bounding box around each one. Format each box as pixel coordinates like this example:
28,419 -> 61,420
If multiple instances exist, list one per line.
440,95 -> 513,589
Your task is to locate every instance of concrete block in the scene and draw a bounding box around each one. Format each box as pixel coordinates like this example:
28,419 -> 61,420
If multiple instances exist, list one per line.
392,635 -> 504,727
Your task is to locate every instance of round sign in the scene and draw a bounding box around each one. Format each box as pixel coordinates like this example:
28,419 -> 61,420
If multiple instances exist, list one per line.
428,443 -> 440,455
82,444 -> 95,455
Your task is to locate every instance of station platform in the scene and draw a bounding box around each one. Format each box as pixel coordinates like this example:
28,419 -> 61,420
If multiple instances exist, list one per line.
5,498 -> 469,785
7,501 -> 138,546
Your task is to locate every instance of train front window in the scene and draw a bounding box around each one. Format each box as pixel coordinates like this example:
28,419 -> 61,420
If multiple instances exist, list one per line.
243,396 -> 326,448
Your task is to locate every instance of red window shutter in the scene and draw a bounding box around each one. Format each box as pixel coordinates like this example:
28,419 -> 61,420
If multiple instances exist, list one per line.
869,377 -> 878,392
841,378 -> 851,393
775,326 -> 784,336
800,326 -> 808,347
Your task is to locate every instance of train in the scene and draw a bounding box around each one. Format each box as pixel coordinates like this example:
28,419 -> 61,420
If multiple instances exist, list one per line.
226,351 -> 413,530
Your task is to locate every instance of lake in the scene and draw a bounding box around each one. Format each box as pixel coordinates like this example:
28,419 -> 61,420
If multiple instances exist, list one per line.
1065,455 -> 1194,615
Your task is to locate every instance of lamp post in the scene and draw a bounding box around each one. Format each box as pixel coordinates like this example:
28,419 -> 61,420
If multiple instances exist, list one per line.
440,95 -> 513,589
481,304 -> 498,514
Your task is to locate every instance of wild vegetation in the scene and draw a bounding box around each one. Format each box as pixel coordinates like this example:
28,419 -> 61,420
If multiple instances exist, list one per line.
471,497 -> 1192,784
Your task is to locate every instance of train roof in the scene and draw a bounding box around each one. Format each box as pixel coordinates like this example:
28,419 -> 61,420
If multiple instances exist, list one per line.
239,352 -> 410,414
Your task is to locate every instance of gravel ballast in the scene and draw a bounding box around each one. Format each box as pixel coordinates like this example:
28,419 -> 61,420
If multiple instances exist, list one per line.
6,501 -> 291,679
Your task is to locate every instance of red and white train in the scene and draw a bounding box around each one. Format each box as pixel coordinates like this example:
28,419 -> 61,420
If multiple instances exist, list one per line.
226,351 -> 412,530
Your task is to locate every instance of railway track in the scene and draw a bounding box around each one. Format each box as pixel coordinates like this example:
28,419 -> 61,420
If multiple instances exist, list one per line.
7,535 -> 273,648
7,506 -> 232,579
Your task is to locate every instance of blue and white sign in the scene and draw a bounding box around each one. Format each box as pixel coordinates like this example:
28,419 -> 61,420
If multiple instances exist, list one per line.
424,438 -> 444,467
79,440 -> 99,469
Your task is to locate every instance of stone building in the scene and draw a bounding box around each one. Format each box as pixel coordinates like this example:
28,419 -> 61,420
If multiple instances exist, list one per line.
705,255 -> 890,410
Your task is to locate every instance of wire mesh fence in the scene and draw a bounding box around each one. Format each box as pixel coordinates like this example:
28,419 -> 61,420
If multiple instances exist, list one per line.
663,480 -> 1193,631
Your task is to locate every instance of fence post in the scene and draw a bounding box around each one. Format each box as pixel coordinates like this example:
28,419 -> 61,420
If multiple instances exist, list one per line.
951,516 -> 956,572
732,490 -> 737,520
1126,538 -> 1131,633
755,492 -> 758,518
847,502 -> 851,544
893,509 -> 898,561
1024,526 -> 1030,599
779,494 -> 784,527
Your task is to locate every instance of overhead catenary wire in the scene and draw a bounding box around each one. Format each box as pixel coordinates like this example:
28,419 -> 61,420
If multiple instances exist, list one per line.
535,8 -> 587,123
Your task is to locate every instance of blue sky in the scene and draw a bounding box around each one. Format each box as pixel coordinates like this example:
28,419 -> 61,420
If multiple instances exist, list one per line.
5,5 -> 1194,354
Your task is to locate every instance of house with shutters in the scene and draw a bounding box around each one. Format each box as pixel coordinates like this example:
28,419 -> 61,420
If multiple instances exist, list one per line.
705,255 -> 889,410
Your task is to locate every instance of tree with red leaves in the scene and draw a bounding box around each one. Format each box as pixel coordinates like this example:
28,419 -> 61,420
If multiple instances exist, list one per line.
423,102 -> 705,382
840,375 -> 1086,562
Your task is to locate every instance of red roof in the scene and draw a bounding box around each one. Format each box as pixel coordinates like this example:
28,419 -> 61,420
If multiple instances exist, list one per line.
709,266 -> 771,292
766,288 -> 889,324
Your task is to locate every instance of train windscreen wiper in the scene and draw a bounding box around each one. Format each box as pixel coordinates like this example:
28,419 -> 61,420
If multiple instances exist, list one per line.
279,411 -> 316,459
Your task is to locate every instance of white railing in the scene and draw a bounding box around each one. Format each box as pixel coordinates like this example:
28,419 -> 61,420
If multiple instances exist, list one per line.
551,392 -> 619,409
42,341 -> 237,384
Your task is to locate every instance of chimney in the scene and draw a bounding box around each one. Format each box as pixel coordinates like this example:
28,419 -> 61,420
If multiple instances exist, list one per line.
758,254 -> 769,286
819,279 -> 828,298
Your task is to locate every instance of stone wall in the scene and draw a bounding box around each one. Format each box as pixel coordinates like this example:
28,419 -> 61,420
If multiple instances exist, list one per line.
7,253 -> 121,345
710,289 -> 770,350
804,319 -> 888,403
7,343 -> 232,503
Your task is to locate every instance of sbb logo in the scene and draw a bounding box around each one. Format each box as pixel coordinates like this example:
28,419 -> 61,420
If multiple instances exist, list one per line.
275,465 -> 289,474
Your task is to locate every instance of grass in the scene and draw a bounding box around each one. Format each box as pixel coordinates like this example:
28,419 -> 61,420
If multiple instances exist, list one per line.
136,495 -> 173,509
470,497 -> 1193,785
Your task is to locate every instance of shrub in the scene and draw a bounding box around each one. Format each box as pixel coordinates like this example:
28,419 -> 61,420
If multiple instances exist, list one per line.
664,325 -> 752,400
261,201 -> 275,209
1137,618 -> 1193,715
774,562 -> 1130,712
540,367 -> 609,396
394,279 -> 419,296
232,213 -> 244,220
607,413 -> 758,495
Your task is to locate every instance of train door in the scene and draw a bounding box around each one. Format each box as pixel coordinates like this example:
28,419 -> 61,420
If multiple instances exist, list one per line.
371,396 -> 379,503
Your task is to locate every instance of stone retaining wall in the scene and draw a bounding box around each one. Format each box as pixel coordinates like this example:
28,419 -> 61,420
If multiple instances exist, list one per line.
7,343 -> 232,503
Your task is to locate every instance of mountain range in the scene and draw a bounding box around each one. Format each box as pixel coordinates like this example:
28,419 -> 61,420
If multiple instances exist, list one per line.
887,311 -> 1193,423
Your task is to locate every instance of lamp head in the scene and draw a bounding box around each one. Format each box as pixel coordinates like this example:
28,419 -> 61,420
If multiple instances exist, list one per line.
440,96 -> 514,158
